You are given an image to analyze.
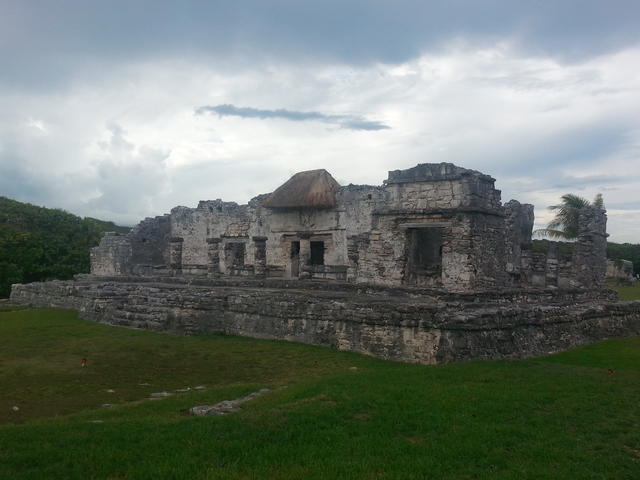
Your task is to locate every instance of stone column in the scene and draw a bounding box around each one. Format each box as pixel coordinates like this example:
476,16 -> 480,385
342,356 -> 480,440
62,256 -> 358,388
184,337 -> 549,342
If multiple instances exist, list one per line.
299,234 -> 311,279
206,238 -> 222,277
169,237 -> 184,275
252,236 -> 267,277
545,242 -> 559,287
572,206 -> 608,288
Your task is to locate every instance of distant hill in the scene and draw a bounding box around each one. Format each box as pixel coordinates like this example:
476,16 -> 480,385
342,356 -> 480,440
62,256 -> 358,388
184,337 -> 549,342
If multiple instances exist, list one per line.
0,197 -> 130,297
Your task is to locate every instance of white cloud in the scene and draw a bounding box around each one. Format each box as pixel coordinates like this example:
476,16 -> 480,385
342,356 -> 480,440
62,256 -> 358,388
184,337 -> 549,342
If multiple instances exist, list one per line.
1,43 -> 639,241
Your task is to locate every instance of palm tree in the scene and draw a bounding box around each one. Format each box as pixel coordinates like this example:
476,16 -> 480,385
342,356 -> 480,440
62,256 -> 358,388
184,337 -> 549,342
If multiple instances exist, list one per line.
535,193 -> 604,239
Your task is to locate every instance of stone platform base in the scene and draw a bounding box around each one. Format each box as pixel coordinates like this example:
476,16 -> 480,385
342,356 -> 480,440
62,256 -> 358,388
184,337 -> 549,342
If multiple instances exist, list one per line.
10,275 -> 640,364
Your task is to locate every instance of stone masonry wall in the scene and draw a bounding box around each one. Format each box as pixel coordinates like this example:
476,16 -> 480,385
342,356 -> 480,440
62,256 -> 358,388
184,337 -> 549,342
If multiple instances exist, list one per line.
572,205 -> 608,288
128,215 -> 171,271
503,200 -> 535,285
90,233 -> 131,275
606,259 -> 634,281
520,206 -> 609,289
89,162 -> 608,293
10,277 -> 640,365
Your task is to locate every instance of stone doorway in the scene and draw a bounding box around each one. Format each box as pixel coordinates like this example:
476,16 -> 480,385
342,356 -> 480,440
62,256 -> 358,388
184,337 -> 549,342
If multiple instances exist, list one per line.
310,241 -> 325,265
290,241 -> 300,277
404,227 -> 443,285
224,242 -> 246,275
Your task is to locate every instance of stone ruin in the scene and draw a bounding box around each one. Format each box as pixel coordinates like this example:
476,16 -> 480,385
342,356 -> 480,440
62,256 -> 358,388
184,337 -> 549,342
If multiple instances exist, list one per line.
88,163 -> 607,291
11,163 -> 640,364
606,259 -> 635,283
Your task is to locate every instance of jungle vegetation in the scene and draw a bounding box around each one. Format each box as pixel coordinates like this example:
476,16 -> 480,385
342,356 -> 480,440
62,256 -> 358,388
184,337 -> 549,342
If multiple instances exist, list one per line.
0,197 -> 130,298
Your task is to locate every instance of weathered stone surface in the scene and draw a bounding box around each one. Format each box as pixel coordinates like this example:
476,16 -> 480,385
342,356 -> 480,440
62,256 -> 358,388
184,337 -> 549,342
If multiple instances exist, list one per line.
87,163 -> 610,293
87,163 -> 550,292
607,259 -> 634,281
10,276 -> 640,364
14,163 -> 628,365
90,232 -> 131,276
572,205 -> 608,288
189,388 -> 272,416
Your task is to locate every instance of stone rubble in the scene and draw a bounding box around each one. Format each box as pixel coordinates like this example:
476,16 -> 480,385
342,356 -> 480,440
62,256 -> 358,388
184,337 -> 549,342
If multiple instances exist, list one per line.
189,388 -> 272,416
150,391 -> 173,398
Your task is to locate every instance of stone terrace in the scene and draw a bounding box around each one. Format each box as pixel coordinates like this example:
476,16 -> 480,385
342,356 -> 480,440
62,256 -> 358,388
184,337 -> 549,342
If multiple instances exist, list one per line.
11,275 -> 640,364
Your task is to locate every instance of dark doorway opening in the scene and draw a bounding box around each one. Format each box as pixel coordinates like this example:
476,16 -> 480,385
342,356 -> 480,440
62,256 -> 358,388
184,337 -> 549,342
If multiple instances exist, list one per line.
225,242 -> 245,268
290,241 -> 300,277
310,241 -> 325,265
405,228 -> 442,285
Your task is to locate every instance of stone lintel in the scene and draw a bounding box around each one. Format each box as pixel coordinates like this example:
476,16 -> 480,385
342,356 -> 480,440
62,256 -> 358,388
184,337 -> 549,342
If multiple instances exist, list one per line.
274,228 -> 345,234
301,264 -> 349,273
398,222 -> 452,229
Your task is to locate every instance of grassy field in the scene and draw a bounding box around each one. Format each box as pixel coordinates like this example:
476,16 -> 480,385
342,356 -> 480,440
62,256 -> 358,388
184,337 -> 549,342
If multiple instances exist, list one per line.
611,282 -> 640,301
1,308 -> 640,479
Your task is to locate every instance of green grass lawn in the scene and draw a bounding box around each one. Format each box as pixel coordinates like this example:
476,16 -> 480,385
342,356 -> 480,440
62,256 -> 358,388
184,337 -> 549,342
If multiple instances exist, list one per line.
1,308 -> 640,480
611,282 -> 640,300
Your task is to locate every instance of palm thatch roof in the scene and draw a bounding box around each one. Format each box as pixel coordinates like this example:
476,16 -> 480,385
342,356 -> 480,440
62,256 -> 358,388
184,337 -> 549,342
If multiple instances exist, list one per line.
263,169 -> 340,209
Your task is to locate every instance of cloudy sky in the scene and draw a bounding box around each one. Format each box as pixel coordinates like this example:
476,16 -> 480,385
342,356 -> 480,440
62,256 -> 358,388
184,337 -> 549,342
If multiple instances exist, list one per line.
1,1 -> 639,242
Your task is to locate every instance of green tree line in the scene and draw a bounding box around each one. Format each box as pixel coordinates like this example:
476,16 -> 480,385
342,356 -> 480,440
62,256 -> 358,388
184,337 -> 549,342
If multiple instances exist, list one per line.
0,197 -> 130,297
607,242 -> 640,276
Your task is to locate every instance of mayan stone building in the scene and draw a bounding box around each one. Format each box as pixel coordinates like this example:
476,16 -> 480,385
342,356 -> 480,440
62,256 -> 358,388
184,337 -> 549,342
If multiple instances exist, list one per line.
90,163 -> 607,291
12,163 -> 640,364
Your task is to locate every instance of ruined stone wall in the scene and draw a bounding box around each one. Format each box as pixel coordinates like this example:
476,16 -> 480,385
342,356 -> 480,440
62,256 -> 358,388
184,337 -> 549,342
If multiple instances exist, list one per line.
152,183 -> 393,282
11,276 -> 640,365
338,185 -> 383,281
385,163 -> 501,212
521,243 -> 574,289
521,207 -> 608,289
504,200 -> 535,285
439,216 -> 474,290
606,259 -> 634,281
572,206 -> 608,288
90,162 -> 607,292
128,215 -> 171,273
170,201 -> 254,276
90,233 -> 132,275
469,213 -> 508,290
352,214 -> 414,286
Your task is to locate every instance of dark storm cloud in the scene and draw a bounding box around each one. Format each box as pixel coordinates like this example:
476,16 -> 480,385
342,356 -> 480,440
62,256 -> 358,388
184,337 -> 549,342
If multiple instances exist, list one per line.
2,0 -> 640,90
195,104 -> 390,131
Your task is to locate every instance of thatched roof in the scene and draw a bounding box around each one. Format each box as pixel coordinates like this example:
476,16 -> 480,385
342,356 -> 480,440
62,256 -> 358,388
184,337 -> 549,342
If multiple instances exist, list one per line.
263,169 -> 340,209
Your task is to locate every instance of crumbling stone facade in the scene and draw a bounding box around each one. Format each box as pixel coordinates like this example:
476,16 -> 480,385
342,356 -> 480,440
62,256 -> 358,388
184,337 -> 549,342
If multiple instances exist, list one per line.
606,259 -> 634,282
12,162 -> 631,365
89,163 -> 608,292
